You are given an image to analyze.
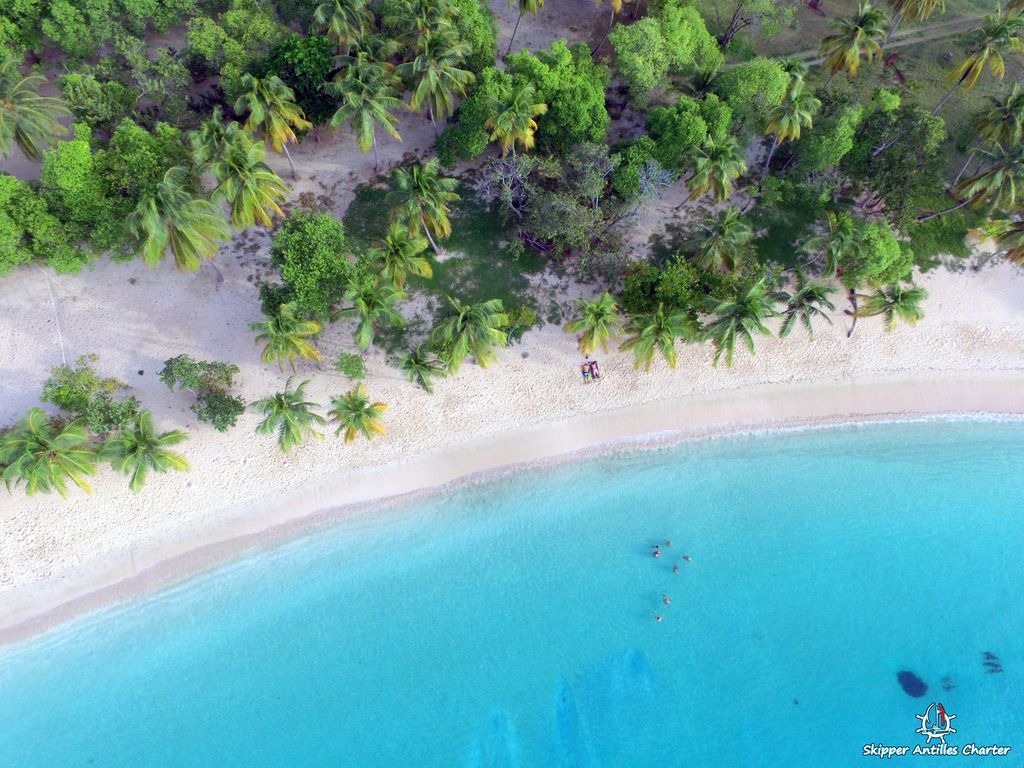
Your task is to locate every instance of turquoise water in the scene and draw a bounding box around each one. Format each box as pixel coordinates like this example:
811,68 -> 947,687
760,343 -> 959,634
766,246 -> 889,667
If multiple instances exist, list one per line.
1,421 -> 1022,766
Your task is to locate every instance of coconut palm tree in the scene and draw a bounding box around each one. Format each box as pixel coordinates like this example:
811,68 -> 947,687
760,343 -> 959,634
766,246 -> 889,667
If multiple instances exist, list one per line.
250,303 -> 323,371
507,0 -> 545,54
399,345 -> 447,392
685,135 -> 747,203
953,84 -> 1024,186
314,0 -> 374,54
100,411 -> 189,493
342,279 -> 406,349
390,159 -> 460,255
854,282 -> 927,332
955,141 -> 1024,211
973,217 -> 1024,268
780,59 -> 810,97
209,131 -> 289,228
328,384 -> 388,443
799,211 -> 863,277
485,82 -> 548,156
933,12 -> 1024,115
820,2 -> 888,86
592,0 -> 631,56
770,268 -> 836,338
762,87 -> 820,174
189,108 -> 243,170
398,28 -> 475,132
431,296 -> 509,373
127,167 -> 231,272
883,0 -> 946,49
234,75 -> 311,180
620,304 -> 698,371
369,222 -> 432,287
692,207 -> 753,274
254,377 -> 326,452
0,52 -> 69,161
0,408 -> 97,498
565,292 -> 624,356
328,53 -> 404,170
704,280 -> 777,367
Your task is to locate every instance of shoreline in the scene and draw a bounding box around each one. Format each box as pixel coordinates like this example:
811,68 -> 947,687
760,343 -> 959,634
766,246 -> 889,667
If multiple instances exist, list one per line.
2,371 -> 1022,647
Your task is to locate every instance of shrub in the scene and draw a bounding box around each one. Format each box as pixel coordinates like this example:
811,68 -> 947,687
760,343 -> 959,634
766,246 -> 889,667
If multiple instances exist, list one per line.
335,352 -> 366,380
41,354 -> 139,434
269,211 -> 355,321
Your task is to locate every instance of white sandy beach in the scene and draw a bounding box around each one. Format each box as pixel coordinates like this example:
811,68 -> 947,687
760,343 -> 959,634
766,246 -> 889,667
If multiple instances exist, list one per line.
2,0 -> 1024,640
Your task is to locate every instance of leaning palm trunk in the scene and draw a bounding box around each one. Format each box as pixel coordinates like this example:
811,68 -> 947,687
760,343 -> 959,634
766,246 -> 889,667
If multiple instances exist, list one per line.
916,197 -> 971,222
507,11 -> 524,54
762,136 -> 780,176
845,289 -> 859,337
372,135 -> 380,171
880,9 -> 904,51
933,79 -> 963,116
282,143 -> 298,180
421,213 -> 444,256
591,6 -> 616,56
951,149 -> 977,188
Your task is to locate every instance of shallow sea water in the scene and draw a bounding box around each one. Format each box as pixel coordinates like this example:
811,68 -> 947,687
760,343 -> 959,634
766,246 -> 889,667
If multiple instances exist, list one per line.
1,420 -> 1022,766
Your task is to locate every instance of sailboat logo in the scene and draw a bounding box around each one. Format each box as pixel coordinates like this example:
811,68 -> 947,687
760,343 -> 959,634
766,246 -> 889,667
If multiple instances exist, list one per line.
915,702 -> 958,744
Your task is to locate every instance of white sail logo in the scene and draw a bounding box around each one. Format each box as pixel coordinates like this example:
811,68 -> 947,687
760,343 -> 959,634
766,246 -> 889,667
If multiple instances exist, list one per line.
916,702 -> 958,744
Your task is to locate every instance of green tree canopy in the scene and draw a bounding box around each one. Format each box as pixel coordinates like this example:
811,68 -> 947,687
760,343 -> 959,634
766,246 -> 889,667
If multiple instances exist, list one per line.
269,211 -> 356,321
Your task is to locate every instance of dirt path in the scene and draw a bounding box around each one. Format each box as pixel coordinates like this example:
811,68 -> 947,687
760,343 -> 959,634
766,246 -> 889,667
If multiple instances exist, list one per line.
775,13 -> 985,65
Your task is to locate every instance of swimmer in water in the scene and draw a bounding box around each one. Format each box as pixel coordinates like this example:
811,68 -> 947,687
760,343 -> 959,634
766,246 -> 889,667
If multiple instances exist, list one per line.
654,615 -> 663,622
682,554 -> 692,562
662,595 -> 671,606
665,540 -> 672,547
673,564 -> 679,573
652,545 -> 661,558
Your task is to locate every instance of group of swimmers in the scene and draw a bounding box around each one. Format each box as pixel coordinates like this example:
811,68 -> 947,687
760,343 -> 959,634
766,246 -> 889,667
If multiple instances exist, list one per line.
652,540 -> 692,622
580,359 -> 601,382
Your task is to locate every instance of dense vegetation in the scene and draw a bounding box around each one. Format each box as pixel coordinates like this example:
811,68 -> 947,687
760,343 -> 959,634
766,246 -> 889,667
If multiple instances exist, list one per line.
3,0 -> 1024,496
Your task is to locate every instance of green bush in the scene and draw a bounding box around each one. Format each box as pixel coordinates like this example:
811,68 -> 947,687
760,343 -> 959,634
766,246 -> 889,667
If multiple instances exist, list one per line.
712,57 -> 788,133
335,352 -> 366,380
41,354 -> 139,434
58,73 -> 137,133
192,390 -> 246,432
270,211 -> 355,321
160,355 -> 245,432
0,173 -> 88,275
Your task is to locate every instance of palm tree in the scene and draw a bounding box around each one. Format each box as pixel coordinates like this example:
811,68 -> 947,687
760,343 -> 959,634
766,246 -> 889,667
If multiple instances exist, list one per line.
704,280 -> 777,367
399,345 -> 447,392
369,222 -> 432,287
762,87 -> 820,175
254,377 -> 326,452
314,0 -> 374,54
431,296 -> 509,373
780,59 -> 810,97
390,159 -> 460,255
770,268 -> 836,338
189,107 -> 242,170
883,0 -> 947,49
235,75 -> 311,180
128,167 -> 231,272
854,282 -> 927,332
973,217 -> 1024,268
209,130 -> 289,228
328,384 -> 387,443
341,279 -> 406,349
800,211 -> 863,277
328,52 -> 404,170
485,82 -> 548,156
955,141 -> 1024,211
620,304 -> 698,371
820,1 -> 888,87
685,135 -> 748,203
100,411 -> 189,493
398,29 -> 475,132
507,0 -> 545,54
0,52 -> 69,161
952,84 -> 1024,186
0,408 -> 97,498
933,12 -> 1024,115
592,0 -> 630,56
693,207 -> 753,273
564,292 -> 624,356
250,303 -> 323,371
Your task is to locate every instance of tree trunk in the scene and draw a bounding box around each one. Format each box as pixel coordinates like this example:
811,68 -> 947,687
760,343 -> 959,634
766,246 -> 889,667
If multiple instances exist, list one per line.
932,81 -> 961,116
845,289 -> 859,338
916,197 -> 971,223
507,11 -> 523,55
880,10 -> 903,51
34,265 -> 67,366
372,134 -> 379,171
718,1 -> 748,47
823,69 -> 838,89
972,249 -> 1002,271
950,148 -> 977,189
762,135 -> 780,177
428,103 -> 438,136
422,213 -> 444,256
282,143 -> 298,180
591,6 -> 616,56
